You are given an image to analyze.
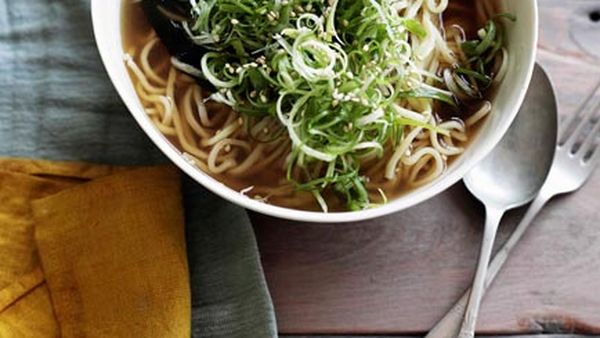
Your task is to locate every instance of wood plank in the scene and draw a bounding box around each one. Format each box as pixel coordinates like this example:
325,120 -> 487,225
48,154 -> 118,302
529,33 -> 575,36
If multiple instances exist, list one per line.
283,336 -> 591,338
283,336 -> 592,338
252,0 -> 600,335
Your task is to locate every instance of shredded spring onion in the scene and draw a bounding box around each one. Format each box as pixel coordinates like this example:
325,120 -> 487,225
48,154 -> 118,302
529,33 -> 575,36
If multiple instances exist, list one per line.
180,0 -> 511,211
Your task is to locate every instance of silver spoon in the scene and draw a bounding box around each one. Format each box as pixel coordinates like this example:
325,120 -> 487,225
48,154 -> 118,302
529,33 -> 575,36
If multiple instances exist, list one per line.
428,63 -> 600,338
454,64 -> 558,338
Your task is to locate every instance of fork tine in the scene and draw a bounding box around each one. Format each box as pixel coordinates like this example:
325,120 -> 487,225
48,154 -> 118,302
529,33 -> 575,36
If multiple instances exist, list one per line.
577,117 -> 600,159
587,143 -> 600,168
562,92 -> 600,151
559,81 -> 600,146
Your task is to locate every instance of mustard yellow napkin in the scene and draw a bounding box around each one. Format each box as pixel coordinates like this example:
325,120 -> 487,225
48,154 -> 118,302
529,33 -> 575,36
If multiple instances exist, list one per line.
0,158 -> 190,337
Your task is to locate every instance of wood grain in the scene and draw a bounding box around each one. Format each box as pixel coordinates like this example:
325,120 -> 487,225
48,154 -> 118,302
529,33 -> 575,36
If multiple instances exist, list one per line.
283,336 -> 591,338
251,0 -> 600,335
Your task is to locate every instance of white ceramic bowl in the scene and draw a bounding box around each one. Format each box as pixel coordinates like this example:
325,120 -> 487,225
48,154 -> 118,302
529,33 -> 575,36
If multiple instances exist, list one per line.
92,0 -> 538,223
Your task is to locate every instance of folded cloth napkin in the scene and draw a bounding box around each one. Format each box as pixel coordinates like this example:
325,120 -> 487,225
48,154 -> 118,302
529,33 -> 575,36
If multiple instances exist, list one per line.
0,158 -> 190,337
0,0 -> 278,337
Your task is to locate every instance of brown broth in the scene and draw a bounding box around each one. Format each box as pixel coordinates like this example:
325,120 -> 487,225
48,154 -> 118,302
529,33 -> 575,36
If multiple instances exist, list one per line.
121,0 -> 497,212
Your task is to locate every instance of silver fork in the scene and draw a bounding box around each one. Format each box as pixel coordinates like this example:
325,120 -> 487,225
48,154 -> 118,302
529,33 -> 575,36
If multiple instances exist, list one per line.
426,80 -> 600,338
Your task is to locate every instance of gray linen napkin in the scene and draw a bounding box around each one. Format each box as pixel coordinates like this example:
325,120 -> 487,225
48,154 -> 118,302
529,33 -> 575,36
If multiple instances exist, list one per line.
0,1 -> 277,337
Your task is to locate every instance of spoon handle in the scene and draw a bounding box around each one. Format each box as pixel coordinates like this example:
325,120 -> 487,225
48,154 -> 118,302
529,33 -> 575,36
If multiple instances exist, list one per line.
457,205 -> 504,338
425,191 -> 552,338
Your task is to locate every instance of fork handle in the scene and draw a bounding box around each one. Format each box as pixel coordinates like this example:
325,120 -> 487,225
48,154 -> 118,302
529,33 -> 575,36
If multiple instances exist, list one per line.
425,191 -> 553,338
485,190 -> 552,283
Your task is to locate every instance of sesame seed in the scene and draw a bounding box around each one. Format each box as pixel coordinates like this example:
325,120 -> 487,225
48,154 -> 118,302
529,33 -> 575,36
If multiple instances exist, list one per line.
478,28 -> 486,39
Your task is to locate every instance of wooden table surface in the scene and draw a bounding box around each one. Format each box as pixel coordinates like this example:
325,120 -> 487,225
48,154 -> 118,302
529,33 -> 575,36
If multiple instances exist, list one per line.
251,0 -> 600,336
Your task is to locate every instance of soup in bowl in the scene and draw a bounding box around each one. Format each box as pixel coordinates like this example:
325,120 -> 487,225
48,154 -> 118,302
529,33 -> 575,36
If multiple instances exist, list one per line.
92,0 -> 537,222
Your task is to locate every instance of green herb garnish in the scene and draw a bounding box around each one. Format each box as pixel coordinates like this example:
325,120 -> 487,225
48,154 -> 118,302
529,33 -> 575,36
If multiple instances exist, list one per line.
184,0 -> 511,211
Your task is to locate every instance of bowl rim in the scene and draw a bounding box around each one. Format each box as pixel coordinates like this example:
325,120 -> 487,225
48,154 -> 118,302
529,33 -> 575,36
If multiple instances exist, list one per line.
91,0 -> 538,223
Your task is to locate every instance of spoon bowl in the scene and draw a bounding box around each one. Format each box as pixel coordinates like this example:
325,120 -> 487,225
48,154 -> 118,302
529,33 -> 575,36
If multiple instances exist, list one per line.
464,65 -> 558,209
